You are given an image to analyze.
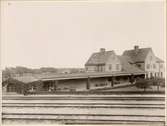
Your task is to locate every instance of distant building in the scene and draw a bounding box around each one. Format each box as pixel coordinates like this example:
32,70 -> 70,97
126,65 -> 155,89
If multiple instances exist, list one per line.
123,45 -> 165,78
85,48 -> 122,72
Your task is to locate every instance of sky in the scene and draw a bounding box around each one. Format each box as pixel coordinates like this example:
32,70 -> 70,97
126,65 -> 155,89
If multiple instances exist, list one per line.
1,0 -> 166,69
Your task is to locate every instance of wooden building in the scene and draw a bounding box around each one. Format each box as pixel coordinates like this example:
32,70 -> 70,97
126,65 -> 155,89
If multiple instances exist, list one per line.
123,45 -> 165,78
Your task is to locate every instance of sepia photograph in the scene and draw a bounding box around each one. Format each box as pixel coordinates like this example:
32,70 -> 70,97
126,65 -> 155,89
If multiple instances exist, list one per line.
1,0 -> 166,126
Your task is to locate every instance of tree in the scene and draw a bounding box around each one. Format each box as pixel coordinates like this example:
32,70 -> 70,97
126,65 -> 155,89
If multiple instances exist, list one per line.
15,66 -> 33,74
156,78 -> 165,91
39,67 -> 58,73
129,74 -> 135,84
2,68 -> 11,78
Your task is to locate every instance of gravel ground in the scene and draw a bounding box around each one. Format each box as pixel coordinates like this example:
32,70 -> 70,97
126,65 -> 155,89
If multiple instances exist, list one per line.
3,106 -> 164,116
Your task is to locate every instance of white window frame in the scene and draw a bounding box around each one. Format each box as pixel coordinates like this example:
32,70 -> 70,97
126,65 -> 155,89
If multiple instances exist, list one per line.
116,64 -> 119,70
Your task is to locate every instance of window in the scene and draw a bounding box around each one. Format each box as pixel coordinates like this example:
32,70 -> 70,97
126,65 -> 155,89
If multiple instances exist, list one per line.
161,72 -> 163,77
137,64 -> 141,68
95,66 -> 98,71
160,64 -> 163,68
95,83 -> 107,87
109,64 -> 112,70
112,56 -> 115,60
146,64 -> 150,69
97,66 -> 100,72
150,56 -> 152,61
153,64 -> 156,69
97,65 -> 104,72
100,66 -> 103,72
102,66 -> 105,72
116,64 -> 119,70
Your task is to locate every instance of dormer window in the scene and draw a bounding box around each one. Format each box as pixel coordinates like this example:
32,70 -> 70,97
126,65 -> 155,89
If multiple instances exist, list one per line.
137,64 -> 141,68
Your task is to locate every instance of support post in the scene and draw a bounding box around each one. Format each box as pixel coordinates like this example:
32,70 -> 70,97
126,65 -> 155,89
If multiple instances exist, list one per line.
54,80 -> 58,91
111,77 -> 114,87
130,74 -> 135,84
86,76 -> 90,90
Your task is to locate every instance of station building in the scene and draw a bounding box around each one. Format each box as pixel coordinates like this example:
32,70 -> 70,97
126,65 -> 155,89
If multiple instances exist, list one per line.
2,46 -> 164,94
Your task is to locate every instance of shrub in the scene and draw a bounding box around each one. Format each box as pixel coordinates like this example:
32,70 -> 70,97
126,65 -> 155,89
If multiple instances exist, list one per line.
149,78 -> 165,90
135,78 -> 165,91
135,78 -> 151,92
158,78 -> 165,87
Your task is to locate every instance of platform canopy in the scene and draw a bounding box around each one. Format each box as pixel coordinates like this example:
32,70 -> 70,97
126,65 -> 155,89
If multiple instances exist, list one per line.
2,70 -> 145,84
39,71 -> 145,82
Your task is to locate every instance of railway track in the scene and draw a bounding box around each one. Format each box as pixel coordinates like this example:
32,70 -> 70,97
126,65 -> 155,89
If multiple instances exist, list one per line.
2,94 -> 165,125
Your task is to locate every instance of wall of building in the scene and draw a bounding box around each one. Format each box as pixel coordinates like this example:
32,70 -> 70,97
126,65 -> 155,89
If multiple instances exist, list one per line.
85,51 -> 122,72
105,55 -> 122,72
57,79 -> 87,91
145,51 -> 158,78
52,76 -> 131,91
89,77 -> 111,89
103,53 -> 122,72
56,78 -> 111,91
85,65 -> 97,72
156,62 -> 165,78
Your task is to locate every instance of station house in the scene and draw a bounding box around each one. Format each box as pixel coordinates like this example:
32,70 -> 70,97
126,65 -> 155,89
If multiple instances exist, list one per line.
2,46 -> 164,93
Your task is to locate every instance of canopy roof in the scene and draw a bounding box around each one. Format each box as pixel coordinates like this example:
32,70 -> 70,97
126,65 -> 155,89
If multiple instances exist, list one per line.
40,71 -> 145,81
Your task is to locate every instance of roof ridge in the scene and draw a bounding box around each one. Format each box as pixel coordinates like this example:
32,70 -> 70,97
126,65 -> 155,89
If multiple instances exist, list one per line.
124,47 -> 151,52
122,47 -> 152,62
93,50 -> 114,54
85,50 -> 115,65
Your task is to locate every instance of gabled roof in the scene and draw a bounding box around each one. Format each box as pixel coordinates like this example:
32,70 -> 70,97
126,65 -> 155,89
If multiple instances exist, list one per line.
156,57 -> 164,63
85,50 -> 115,65
123,48 -> 152,62
120,55 -> 134,64
117,56 -> 144,73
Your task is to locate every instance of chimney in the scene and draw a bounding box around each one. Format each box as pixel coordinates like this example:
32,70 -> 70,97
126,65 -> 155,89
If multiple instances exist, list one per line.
100,48 -> 105,53
134,45 -> 139,54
